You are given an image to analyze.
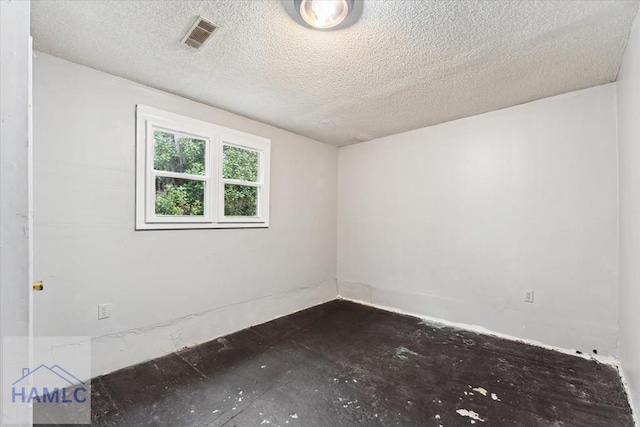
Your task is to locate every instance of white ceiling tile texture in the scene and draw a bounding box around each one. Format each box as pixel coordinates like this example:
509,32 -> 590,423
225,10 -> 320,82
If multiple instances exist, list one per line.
31,0 -> 638,146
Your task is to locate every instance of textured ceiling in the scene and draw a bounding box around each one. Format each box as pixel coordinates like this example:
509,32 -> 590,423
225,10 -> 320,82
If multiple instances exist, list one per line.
31,0 -> 638,146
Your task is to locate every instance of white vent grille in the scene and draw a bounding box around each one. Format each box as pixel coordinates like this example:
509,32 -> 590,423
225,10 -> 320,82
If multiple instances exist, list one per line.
181,16 -> 218,49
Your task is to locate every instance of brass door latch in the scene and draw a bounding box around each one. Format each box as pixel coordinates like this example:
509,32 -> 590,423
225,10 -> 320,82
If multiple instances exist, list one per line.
32,281 -> 43,291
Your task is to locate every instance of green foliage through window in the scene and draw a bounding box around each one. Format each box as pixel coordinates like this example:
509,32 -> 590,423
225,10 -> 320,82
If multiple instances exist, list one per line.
155,177 -> 205,216
223,145 -> 259,181
224,184 -> 258,217
154,130 -> 206,216
223,145 -> 259,217
154,130 -> 205,175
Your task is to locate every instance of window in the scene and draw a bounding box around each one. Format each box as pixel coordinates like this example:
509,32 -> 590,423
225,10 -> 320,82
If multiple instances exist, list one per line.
136,105 -> 270,229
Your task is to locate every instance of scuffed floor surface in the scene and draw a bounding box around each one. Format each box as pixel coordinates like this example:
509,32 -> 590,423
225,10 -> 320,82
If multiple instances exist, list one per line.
38,300 -> 633,426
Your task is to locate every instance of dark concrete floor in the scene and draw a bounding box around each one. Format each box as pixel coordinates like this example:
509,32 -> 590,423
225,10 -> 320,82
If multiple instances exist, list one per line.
38,300 -> 633,426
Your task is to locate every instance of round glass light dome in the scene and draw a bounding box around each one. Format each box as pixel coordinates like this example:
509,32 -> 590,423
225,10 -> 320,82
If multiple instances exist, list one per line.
298,0 -> 351,29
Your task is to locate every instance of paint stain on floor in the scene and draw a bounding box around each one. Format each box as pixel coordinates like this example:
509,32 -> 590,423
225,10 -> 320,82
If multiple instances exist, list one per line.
35,300 -> 634,426
394,345 -> 419,360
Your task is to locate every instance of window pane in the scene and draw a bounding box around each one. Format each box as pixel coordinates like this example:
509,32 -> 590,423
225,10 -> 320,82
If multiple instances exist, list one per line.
223,145 -> 259,182
155,177 -> 205,216
224,184 -> 258,217
154,130 -> 206,175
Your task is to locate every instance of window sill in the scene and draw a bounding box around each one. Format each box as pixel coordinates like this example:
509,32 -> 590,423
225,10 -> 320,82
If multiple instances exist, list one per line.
135,222 -> 269,231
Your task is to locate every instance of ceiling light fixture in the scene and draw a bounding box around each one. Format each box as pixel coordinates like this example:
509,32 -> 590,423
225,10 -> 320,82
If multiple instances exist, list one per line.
286,0 -> 361,31
297,0 -> 352,29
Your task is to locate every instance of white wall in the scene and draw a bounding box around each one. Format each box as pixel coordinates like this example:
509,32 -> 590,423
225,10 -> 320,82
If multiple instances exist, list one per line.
33,53 -> 338,377
617,11 -> 640,416
338,84 -> 619,355
0,1 -> 31,425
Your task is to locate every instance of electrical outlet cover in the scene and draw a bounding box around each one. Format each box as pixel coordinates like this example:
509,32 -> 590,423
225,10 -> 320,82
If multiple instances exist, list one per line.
524,290 -> 534,303
98,303 -> 111,320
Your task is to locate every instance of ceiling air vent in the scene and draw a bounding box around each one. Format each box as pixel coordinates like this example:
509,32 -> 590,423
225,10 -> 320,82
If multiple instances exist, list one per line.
181,16 -> 218,50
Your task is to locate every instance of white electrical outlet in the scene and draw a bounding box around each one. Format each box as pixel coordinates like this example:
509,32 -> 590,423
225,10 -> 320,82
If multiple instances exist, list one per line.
98,303 -> 111,320
524,290 -> 534,303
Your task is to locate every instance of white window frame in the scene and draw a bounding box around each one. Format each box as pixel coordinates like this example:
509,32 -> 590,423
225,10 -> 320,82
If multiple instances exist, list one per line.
136,105 -> 270,230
